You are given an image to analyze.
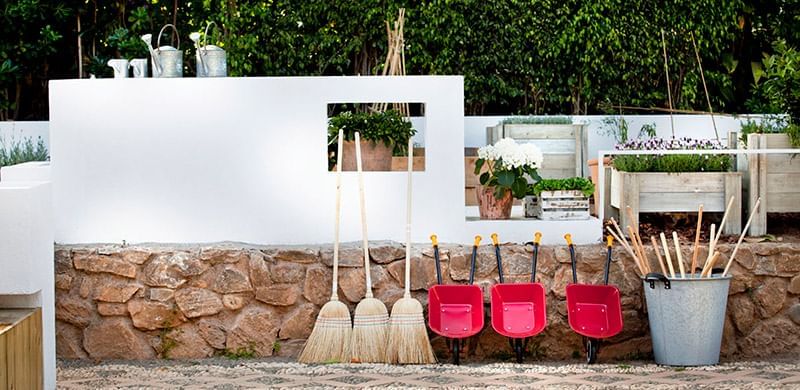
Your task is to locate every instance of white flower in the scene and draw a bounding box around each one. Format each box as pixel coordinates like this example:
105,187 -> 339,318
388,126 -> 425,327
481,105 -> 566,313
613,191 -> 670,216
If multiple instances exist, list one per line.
477,138 -> 543,170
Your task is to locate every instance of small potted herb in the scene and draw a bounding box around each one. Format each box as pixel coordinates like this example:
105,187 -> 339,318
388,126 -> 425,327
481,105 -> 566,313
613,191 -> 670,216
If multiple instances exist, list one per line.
474,138 -> 543,219
328,110 -> 416,171
527,177 -> 594,220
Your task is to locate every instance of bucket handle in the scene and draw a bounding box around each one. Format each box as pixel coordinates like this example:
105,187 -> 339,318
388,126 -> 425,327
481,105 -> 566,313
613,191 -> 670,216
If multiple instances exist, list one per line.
644,272 -> 671,290
156,24 -> 181,51
491,233 -> 504,284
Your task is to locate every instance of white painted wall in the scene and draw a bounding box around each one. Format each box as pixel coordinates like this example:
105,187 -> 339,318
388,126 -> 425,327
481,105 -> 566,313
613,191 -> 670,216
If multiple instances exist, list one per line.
0,181 -> 55,389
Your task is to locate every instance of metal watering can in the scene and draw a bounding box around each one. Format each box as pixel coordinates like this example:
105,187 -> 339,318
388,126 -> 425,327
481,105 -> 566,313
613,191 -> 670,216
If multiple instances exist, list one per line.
190,22 -> 227,77
141,24 -> 183,78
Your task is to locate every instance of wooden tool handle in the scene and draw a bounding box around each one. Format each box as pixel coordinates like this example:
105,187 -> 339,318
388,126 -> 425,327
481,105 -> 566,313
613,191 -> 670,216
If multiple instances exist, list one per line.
404,136 -> 413,297
354,132 -> 373,297
660,232 -> 676,278
723,197 -> 761,276
691,204 -> 704,278
651,235 -> 669,275
672,231 -> 686,278
331,130 -> 344,300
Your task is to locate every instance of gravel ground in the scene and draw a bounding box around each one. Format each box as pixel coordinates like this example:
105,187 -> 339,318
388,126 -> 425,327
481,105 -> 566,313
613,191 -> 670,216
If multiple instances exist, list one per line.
57,355 -> 800,389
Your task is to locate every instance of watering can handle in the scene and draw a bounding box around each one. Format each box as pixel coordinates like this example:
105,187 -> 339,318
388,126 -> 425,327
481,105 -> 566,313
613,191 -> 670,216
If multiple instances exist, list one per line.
156,24 -> 181,50
200,21 -> 218,48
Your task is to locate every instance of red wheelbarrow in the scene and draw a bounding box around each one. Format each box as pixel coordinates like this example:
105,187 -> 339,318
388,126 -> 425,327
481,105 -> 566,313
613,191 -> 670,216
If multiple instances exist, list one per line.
564,234 -> 623,364
428,235 -> 485,365
489,232 -> 547,363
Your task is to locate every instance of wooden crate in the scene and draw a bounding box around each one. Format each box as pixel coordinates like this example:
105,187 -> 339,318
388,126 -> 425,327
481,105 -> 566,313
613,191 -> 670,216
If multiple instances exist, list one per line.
609,168 -> 742,235
744,133 -> 800,235
0,308 -> 43,390
389,147 -> 426,171
529,190 -> 590,220
485,123 -> 588,178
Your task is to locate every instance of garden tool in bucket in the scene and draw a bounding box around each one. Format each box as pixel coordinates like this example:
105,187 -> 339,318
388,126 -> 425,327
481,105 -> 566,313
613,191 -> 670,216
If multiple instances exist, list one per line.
490,232 -> 547,363
428,235 -> 484,365
190,22 -> 227,77
565,234 -> 623,364
148,24 -> 183,78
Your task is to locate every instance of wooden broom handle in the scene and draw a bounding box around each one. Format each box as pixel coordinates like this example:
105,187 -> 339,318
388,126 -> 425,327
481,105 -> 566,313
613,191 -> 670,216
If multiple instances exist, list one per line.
355,132 -> 374,297
672,231 -> 686,278
331,130 -> 344,300
660,233 -> 676,278
723,197 -> 761,276
691,204 -> 704,277
404,136 -> 413,297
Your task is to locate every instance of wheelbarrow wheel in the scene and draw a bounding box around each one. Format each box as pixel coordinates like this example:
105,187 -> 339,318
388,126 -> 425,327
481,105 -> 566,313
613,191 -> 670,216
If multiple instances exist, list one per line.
451,339 -> 460,365
514,338 -> 524,363
586,338 -> 599,364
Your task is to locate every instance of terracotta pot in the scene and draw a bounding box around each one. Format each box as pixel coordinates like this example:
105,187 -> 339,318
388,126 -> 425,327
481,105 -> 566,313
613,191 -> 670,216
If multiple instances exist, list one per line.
476,185 -> 513,219
341,140 -> 393,171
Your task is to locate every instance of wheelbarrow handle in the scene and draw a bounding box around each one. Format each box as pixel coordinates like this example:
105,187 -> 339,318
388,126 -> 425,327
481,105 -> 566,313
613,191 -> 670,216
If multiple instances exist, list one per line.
491,233 -> 504,283
564,234 -> 577,284
604,235 -> 614,285
431,234 -> 442,285
531,231 -> 542,283
470,235 -> 482,284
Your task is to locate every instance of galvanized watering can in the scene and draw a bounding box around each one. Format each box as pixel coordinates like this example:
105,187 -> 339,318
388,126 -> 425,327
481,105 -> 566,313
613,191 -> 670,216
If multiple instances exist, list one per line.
142,24 -> 183,78
191,22 -> 227,77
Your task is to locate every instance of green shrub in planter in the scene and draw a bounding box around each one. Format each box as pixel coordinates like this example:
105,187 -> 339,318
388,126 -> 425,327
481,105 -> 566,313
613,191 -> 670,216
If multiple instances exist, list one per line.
612,137 -> 731,173
327,110 -> 416,156
532,177 -> 595,197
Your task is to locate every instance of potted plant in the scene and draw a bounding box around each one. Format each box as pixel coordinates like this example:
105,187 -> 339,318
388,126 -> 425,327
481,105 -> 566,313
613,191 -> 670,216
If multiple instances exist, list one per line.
328,110 -> 415,171
527,177 -> 594,220
473,138 -> 543,219
736,116 -> 800,235
609,137 -> 742,234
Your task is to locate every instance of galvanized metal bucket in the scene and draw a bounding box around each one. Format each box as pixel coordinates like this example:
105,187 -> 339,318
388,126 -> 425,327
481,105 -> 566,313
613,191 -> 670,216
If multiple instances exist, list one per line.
195,22 -> 227,77
642,273 -> 731,366
152,24 -> 183,78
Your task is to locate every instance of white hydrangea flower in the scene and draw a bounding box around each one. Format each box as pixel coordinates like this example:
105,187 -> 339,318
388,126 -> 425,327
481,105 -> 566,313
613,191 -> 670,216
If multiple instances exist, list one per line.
477,138 -> 544,170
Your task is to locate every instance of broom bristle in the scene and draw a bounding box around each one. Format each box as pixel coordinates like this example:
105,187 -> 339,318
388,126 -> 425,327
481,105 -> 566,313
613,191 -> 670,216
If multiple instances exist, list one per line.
386,297 -> 436,364
350,297 -> 388,363
298,300 -> 351,363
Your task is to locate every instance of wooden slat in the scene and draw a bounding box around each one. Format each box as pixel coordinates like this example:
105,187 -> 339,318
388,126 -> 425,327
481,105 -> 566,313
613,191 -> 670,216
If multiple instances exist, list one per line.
518,139 -> 576,154
0,309 -> 42,390
761,133 -> 794,148
540,154 -> 577,170
640,192 -> 725,212
724,173 -> 743,235
504,124 -> 577,139
390,156 -> 425,171
766,173 -> 800,194
621,171 -> 640,229
541,199 -> 590,208
766,192 -> 800,212
766,154 -> 800,173
0,325 -> 7,390
537,168 -> 577,180
636,173 -> 725,193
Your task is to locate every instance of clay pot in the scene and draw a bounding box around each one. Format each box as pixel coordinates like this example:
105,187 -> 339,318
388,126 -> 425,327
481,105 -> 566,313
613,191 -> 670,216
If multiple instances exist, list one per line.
476,185 -> 513,219
341,140 -> 393,171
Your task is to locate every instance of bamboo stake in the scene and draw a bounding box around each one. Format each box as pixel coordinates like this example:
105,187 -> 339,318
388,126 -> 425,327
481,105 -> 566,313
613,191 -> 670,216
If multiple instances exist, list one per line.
651,236 -> 668,275
706,223 -> 717,273
660,233 -> 676,278
661,29 -> 676,138
626,206 -> 650,273
610,218 -> 632,253
690,204 -> 704,277
672,232 -> 686,278
705,196 -> 734,266
606,226 -> 637,263
722,197 -> 762,277
628,226 -> 648,275
702,251 -> 721,277
690,32 -> 719,141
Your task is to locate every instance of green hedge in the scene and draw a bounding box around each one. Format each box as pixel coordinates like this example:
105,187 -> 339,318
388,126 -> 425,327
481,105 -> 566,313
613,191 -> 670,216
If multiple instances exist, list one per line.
2,1 -> 798,119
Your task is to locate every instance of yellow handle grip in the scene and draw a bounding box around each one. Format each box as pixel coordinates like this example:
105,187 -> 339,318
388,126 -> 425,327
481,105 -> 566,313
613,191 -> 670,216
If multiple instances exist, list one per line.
534,232 -> 542,245
430,234 -> 438,247
491,233 -> 499,246
564,233 -> 573,246
473,235 -> 482,247
607,235 -> 614,247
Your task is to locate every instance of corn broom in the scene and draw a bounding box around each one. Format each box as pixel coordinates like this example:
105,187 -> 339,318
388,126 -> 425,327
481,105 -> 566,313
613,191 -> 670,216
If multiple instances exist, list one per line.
386,136 -> 436,364
298,130 -> 351,363
350,132 -> 389,363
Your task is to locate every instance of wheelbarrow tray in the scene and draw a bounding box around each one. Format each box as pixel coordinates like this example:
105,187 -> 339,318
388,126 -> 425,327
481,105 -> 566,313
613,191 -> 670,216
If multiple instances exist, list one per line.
428,284 -> 484,338
490,282 -> 547,338
566,284 -> 623,339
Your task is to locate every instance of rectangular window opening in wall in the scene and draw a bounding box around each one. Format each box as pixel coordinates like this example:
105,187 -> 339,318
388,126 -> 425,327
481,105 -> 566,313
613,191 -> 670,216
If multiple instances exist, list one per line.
326,102 -> 425,172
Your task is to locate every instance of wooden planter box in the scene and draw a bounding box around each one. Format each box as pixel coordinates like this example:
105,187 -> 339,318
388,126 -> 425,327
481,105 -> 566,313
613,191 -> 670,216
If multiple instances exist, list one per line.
0,308 -> 42,390
526,190 -> 590,220
744,133 -> 800,235
609,169 -> 742,235
486,123 -> 588,179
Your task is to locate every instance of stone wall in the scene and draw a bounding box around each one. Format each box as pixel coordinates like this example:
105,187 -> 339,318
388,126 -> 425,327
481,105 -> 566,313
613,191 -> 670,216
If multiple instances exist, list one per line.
54,241 -> 800,361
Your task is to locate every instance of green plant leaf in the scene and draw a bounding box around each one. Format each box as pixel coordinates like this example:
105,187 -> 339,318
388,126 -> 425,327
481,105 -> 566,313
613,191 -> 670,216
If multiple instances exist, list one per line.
479,172 -> 490,185
474,158 -> 485,175
496,171 -> 515,187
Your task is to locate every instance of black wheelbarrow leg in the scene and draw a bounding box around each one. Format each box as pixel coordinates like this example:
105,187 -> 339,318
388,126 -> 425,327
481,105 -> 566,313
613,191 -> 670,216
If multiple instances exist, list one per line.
514,338 -> 524,363
586,338 -> 600,364
452,338 -> 460,365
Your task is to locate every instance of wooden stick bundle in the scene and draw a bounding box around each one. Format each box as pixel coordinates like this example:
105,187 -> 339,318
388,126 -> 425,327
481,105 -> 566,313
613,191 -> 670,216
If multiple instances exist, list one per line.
690,204 -> 704,277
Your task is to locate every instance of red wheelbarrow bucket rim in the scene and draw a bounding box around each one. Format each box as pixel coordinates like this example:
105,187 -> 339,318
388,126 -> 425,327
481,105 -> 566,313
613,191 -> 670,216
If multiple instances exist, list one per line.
428,284 -> 484,338
565,283 -> 623,338
490,282 -> 547,338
